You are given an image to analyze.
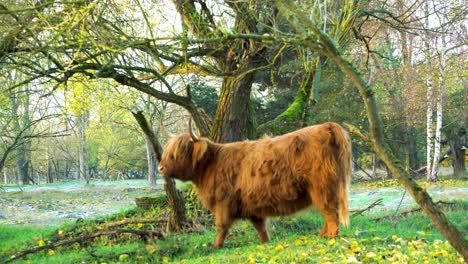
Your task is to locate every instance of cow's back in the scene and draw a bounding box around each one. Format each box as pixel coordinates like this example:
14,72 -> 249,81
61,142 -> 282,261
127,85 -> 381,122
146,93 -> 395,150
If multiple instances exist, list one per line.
233,123 -> 346,217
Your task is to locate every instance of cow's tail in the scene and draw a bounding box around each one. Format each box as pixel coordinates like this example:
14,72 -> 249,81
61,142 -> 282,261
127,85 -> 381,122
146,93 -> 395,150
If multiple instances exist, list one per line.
329,123 -> 352,227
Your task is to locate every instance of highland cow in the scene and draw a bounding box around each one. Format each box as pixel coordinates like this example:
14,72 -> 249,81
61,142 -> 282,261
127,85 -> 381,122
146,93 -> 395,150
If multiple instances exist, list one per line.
158,121 -> 352,248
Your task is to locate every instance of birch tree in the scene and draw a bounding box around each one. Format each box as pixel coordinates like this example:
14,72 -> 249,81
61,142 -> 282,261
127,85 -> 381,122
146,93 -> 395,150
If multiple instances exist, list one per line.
430,11 -> 447,181
425,0 -> 435,181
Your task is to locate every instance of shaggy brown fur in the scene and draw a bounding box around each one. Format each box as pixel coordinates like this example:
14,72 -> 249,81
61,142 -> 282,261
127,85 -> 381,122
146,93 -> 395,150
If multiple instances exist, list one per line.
159,122 -> 352,248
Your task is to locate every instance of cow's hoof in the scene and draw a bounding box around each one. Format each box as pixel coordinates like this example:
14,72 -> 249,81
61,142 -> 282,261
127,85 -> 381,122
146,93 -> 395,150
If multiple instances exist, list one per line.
319,230 -> 338,238
211,243 -> 223,249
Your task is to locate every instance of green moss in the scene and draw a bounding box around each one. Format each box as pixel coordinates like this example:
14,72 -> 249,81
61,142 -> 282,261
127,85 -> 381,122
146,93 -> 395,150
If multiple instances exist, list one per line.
135,195 -> 167,210
257,87 -> 309,136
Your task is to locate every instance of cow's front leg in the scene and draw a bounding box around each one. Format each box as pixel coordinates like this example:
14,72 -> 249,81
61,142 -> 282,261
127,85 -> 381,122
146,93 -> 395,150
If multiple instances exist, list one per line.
212,209 -> 234,249
250,216 -> 270,243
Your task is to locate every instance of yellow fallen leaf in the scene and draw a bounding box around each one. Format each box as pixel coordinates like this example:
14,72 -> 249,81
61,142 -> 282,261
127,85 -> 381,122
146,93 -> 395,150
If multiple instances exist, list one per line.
328,239 -> 336,246
438,250 -> 449,256
146,244 -> 157,254
274,244 -> 284,252
48,249 -> 55,256
38,240 -> 45,247
366,252 -> 376,258
294,239 -> 303,245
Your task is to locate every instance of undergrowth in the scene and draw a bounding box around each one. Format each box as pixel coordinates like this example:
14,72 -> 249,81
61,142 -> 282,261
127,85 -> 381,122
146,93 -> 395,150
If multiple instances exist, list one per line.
0,186 -> 466,264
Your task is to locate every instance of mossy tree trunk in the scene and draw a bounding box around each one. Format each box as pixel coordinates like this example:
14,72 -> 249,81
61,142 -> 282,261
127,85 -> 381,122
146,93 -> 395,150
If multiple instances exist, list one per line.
276,0 -> 468,260
449,127 -> 466,178
210,58 -> 258,142
10,89 -> 31,185
173,0 -> 271,142
257,57 -> 319,136
131,111 -> 186,232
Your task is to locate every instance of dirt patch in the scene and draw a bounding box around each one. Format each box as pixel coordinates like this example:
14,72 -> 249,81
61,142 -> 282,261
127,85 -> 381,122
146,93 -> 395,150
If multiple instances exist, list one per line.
0,180 -> 163,226
350,183 -> 468,213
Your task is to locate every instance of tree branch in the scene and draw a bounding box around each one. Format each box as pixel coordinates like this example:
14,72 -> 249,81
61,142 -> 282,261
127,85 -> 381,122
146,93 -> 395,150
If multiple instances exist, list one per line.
4,228 -> 164,264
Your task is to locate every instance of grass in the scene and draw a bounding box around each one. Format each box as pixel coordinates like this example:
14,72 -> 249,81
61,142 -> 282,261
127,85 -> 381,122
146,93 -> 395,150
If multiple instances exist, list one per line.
150,205 -> 466,264
1,202 -> 466,263
0,178 -> 466,263
0,225 -> 56,254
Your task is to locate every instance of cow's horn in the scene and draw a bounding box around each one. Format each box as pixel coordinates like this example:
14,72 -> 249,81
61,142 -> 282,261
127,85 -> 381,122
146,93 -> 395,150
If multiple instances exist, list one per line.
188,118 -> 200,142
159,119 -> 176,138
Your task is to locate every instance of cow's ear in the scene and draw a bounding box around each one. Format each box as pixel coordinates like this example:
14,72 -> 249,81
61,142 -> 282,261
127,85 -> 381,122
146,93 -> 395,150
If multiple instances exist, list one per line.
192,140 -> 208,167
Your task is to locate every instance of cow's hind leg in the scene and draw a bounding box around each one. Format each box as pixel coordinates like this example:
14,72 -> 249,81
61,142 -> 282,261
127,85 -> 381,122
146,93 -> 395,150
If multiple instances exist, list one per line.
250,216 -> 270,243
310,189 -> 340,238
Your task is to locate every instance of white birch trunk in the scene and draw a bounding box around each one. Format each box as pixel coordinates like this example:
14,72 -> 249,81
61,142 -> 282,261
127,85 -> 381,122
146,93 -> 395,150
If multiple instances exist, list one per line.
146,139 -> 157,187
3,170 -> 7,185
425,0 -> 434,181
77,114 -> 88,184
430,16 -> 447,181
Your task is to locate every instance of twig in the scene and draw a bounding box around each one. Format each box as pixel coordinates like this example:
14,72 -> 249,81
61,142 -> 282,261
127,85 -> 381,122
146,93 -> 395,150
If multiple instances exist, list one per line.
4,229 -> 164,263
343,123 -> 370,143
351,198 -> 383,216
352,159 -> 373,179
394,190 -> 407,216
99,218 -> 166,229
373,201 -> 455,222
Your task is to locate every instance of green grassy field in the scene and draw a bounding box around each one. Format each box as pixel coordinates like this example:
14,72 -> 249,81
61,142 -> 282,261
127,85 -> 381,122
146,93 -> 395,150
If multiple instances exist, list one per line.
0,179 -> 466,263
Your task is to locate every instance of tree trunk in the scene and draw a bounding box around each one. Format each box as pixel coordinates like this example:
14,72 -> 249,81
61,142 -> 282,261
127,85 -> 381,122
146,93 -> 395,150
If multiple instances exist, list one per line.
64,160 -> 70,179
430,23 -> 447,181
211,71 -> 256,142
16,145 -> 29,185
77,113 -> 89,184
407,127 -> 419,172
131,111 -> 186,232
372,153 -> 377,178
425,0 -> 435,181
450,127 -> 466,177
47,154 -> 53,184
398,13 -> 420,172
430,57 -> 444,181
257,58 -> 318,136
145,139 -> 157,187
10,89 -> 30,185
3,170 -> 7,185
172,0 -> 268,144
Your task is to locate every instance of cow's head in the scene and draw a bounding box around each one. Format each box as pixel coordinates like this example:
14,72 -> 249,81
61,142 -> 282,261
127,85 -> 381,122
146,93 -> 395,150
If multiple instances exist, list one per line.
158,120 -> 209,182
